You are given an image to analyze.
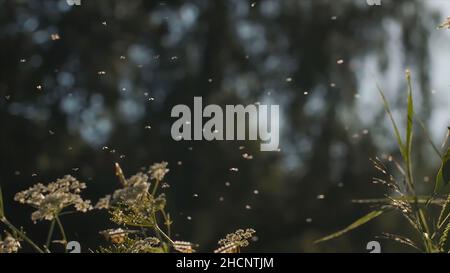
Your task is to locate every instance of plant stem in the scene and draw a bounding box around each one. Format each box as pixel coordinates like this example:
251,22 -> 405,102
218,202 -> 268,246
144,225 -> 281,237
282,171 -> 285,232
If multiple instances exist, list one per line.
55,216 -> 67,253
1,217 -> 46,253
46,219 -> 56,248
155,223 -> 174,245
405,156 -> 415,194
406,155 -> 433,251
152,179 -> 160,196
152,213 -> 174,246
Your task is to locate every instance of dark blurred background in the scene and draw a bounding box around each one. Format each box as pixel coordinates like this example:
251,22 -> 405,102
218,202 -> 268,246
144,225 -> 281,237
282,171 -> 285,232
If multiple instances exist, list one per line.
0,0 -> 449,252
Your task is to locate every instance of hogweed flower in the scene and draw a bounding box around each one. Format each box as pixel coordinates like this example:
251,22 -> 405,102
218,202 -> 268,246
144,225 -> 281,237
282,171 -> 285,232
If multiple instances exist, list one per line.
99,162 -> 255,254
214,243 -> 240,253
100,228 -> 137,244
130,237 -> 161,253
215,228 -> 256,253
0,233 -> 21,253
110,193 -> 166,227
14,175 -> 92,222
95,162 -> 170,210
112,173 -> 150,204
148,162 -> 169,181
94,195 -> 111,210
173,241 -> 196,253
75,199 -> 93,212
98,235 -> 163,253
95,172 -> 150,210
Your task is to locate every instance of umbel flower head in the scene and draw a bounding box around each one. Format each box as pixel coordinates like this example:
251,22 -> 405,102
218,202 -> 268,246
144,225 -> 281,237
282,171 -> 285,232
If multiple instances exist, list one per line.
149,161 -> 169,181
95,162 -> 169,209
110,193 -> 166,227
94,194 -> 111,210
98,235 -> 163,253
216,229 -> 256,249
14,175 -> 92,222
129,237 -> 161,253
100,228 -> 136,244
112,172 -> 150,203
173,241 -> 196,253
0,232 -> 21,253
95,172 -> 150,209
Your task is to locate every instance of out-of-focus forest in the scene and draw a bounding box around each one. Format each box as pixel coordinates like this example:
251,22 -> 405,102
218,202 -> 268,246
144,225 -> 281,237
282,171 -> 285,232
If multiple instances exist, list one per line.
0,0 -> 449,252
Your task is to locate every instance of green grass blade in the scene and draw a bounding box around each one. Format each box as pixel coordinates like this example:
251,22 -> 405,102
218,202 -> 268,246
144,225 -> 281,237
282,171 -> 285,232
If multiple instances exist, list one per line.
438,195 -> 450,227
442,127 -> 449,149
404,70 -> 416,193
439,221 -> 450,252
405,70 -> 414,163
434,148 -> 450,193
352,196 -> 444,206
315,210 -> 385,244
378,233 -> 422,252
376,83 -> 406,159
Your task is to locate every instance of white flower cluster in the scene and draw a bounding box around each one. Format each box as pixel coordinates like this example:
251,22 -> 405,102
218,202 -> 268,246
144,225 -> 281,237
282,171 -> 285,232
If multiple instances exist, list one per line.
112,173 -> 151,203
95,162 -> 169,209
95,173 -> 150,209
14,175 -> 92,222
218,228 -> 256,248
129,237 -> 160,253
149,161 -> 169,181
0,233 -> 21,253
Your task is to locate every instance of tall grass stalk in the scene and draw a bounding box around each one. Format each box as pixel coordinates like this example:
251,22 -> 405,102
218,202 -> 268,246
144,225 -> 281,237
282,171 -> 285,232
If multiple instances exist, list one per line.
316,70 -> 450,253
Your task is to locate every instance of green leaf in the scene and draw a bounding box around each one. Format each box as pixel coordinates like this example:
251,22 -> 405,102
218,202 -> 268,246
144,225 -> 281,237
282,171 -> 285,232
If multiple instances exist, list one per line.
315,210 -> 385,244
435,148 -> 450,193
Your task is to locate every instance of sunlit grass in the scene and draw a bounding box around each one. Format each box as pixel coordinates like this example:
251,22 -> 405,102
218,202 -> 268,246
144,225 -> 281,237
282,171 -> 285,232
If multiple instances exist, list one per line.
316,70 -> 450,253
